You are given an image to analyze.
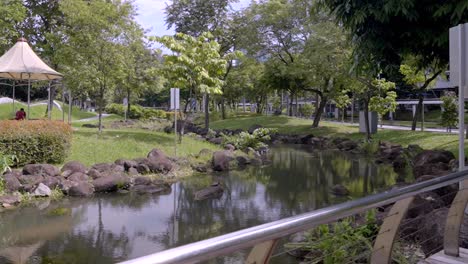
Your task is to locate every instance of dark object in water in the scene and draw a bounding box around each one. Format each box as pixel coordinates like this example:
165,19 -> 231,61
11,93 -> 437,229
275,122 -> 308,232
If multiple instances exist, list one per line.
194,182 -> 224,200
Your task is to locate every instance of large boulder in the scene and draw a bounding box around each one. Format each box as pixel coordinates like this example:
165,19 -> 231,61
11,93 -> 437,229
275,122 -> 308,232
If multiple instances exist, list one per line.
337,140 -> 358,151
23,164 -> 60,177
194,183 -> 224,200
32,183 -> 52,197
413,150 -> 455,167
330,184 -> 350,196
92,176 -> 130,193
115,159 -> 138,171
0,194 -> 21,206
414,162 -> 450,179
212,151 -> 234,171
61,161 -> 87,174
68,182 -> 94,197
2,173 -> 21,192
134,176 -> 152,186
87,169 -> 102,179
17,174 -> 44,186
91,163 -> 113,173
146,149 -> 173,173
136,164 -> 150,174
58,179 -> 79,194
209,137 -> 223,145
68,172 -> 88,183
42,176 -> 60,189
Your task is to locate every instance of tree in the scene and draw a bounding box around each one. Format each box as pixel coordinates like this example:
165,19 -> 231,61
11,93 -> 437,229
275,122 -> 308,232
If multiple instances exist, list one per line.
399,59 -> 442,130
154,32 -> 227,129
321,0 -> 468,75
352,77 -> 396,140
440,92 -> 458,133
57,0 -> 137,132
0,0 -> 26,53
334,92 -> 351,123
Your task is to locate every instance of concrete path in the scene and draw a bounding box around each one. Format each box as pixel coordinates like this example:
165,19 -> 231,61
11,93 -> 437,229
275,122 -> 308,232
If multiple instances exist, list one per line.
75,114 -> 110,122
330,121 -> 458,134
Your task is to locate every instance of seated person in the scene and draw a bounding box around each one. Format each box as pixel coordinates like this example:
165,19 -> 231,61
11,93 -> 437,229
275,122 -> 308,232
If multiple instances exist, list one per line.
15,108 -> 26,120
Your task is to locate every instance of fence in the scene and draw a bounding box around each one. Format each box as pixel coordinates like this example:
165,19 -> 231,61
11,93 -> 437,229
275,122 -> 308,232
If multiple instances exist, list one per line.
119,170 -> 468,264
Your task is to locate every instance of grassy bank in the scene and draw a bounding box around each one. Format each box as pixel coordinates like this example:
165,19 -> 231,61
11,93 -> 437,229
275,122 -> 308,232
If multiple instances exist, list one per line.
210,115 -> 462,156
68,127 -> 219,166
0,102 -> 96,121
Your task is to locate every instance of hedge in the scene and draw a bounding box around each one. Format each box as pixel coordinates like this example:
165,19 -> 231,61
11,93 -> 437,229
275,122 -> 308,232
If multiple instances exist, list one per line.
105,103 -> 167,120
0,120 -> 73,166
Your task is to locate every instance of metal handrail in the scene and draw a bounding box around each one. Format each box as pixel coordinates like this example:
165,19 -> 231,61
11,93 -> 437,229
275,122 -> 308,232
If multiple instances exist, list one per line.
119,170 -> 468,264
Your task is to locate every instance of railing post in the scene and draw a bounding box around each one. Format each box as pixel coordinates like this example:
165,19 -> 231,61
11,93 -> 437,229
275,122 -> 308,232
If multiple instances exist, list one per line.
371,197 -> 414,264
444,186 -> 468,256
245,239 -> 278,264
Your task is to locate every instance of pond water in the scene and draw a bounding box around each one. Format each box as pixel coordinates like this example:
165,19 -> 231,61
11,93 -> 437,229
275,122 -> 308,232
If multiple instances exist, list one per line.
0,145 -> 407,264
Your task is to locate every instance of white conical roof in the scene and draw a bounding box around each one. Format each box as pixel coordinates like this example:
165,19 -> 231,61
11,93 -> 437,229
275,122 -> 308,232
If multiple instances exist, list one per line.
0,38 -> 62,80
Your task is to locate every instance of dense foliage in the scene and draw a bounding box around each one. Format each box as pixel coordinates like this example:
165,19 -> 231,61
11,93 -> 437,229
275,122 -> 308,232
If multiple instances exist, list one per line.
440,92 -> 458,132
0,120 -> 72,165
105,104 -> 166,120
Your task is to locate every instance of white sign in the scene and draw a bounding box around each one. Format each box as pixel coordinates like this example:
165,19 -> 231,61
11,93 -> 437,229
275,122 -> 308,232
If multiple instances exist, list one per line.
123,97 -> 128,106
449,23 -> 468,94
170,88 -> 180,110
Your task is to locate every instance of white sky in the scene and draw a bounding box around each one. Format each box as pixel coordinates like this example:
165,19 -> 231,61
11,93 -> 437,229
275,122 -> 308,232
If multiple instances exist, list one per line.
134,0 -> 252,37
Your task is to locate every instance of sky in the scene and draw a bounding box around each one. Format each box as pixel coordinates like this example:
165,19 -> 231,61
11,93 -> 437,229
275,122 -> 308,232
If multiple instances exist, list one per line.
134,0 -> 251,37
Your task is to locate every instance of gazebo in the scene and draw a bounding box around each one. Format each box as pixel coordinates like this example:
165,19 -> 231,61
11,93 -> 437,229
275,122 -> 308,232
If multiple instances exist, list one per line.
0,37 -> 62,120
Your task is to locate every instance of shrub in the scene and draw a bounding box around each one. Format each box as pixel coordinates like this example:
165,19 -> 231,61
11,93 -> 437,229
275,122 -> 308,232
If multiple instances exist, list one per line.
165,111 -> 185,121
106,103 -> 169,120
0,120 -> 73,165
440,92 -> 458,132
300,103 -> 315,118
233,127 -> 276,150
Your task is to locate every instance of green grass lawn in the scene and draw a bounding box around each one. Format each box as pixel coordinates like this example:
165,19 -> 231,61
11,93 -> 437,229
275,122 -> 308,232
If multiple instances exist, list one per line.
210,115 -> 464,156
0,102 -> 96,121
68,127 -> 219,166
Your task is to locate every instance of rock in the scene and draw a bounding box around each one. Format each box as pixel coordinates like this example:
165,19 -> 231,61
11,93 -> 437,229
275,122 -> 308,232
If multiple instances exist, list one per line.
413,162 -> 450,179
131,184 -> 171,195
212,151 -> 234,171
134,176 -> 152,186
23,164 -> 60,177
413,150 -> 455,167
248,124 -> 263,134
82,123 -> 100,128
42,176 -> 60,189
193,163 -> 208,173
128,167 -> 139,176
224,144 -> 236,151
300,134 -> 315,145
194,183 -> 224,200
115,159 -> 138,171
61,161 -> 87,174
87,169 -> 102,179
92,176 -> 130,193
406,192 -> 445,219
61,170 -> 74,178
330,184 -> 350,196
337,140 -> 358,151
2,173 -> 21,192
136,164 -> 150,174
146,149 -> 173,173
68,172 -> 88,182
91,163 -> 113,173
58,179 -> 78,193
236,156 -> 250,166
209,137 -> 223,145
32,183 -> 52,197
68,182 -> 94,197
0,195 -> 21,206
17,174 -> 44,186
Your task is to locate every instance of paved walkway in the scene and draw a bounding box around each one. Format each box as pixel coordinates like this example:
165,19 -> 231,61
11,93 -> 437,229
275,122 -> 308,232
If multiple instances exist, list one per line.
75,114 -> 110,122
331,121 -> 458,134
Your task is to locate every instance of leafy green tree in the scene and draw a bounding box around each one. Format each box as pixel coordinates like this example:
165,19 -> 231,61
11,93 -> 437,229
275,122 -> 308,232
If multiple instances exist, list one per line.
321,0 -> 468,75
440,92 -> 458,133
57,0 -> 136,132
154,32 -> 227,129
352,78 -> 396,140
0,0 -> 26,53
334,92 -> 351,123
399,59 -> 442,130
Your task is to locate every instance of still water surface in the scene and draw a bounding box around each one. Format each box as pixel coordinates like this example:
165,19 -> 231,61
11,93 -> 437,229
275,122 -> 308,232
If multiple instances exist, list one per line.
0,145 -> 405,264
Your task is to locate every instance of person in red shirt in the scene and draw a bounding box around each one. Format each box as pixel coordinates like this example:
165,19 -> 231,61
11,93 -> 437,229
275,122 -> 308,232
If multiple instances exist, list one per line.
15,108 -> 26,120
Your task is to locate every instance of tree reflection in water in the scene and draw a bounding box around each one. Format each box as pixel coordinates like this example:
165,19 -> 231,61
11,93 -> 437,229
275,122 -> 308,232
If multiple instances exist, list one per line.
0,146 -> 407,264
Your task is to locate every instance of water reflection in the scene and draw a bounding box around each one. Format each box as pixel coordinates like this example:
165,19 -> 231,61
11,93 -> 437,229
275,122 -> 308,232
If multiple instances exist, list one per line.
0,146 -> 403,264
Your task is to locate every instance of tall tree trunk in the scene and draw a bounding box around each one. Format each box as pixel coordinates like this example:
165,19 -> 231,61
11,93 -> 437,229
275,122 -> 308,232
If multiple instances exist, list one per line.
45,85 -> 55,118
98,86 -> 104,133
204,93 -> 209,129
364,98 -> 371,141
411,94 -> 424,131
289,91 -> 294,117
312,96 -> 327,128
127,88 -> 131,114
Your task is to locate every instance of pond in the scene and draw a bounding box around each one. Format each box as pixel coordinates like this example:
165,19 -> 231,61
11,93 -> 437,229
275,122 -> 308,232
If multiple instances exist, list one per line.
0,145 -> 407,264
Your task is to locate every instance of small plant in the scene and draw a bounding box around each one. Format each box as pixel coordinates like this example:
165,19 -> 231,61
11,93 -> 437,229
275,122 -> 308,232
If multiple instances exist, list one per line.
48,207 -> 71,216
285,210 -> 378,264
300,104 -> 315,118
233,128 -> 276,150
361,141 -> 379,155
440,92 -> 458,132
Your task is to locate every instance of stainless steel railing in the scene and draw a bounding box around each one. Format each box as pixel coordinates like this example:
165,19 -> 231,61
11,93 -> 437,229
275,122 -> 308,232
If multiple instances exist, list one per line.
119,170 -> 468,264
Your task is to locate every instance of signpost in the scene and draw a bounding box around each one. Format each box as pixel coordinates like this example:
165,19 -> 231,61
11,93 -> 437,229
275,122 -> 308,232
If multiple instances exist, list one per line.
170,88 -> 180,157
123,97 -> 128,122
449,23 -> 468,171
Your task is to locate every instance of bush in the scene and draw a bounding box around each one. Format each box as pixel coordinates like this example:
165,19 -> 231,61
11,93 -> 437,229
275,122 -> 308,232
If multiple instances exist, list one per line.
0,120 -> 73,165
232,127 -> 276,150
300,103 -> 315,118
440,92 -> 458,132
165,111 -> 185,121
106,103 -> 168,120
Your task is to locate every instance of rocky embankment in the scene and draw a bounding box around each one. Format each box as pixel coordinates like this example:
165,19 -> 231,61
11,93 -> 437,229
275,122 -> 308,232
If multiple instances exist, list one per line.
0,145 -> 268,209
